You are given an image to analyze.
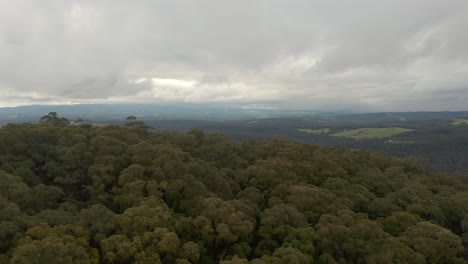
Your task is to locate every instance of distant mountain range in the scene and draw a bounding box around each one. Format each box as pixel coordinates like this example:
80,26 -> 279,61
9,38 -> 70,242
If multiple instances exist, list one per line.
0,104 -> 328,123
1,103 -> 467,124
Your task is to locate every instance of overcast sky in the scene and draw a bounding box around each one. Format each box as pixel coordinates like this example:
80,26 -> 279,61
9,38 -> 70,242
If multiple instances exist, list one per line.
1,0 -> 468,111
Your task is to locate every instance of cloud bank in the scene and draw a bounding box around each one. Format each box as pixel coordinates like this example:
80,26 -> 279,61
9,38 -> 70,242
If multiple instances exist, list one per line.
1,0 -> 468,111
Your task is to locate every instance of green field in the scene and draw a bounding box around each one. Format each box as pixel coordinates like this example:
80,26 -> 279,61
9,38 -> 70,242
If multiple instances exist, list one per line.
298,128 -> 330,135
452,119 -> 468,125
331,127 -> 413,140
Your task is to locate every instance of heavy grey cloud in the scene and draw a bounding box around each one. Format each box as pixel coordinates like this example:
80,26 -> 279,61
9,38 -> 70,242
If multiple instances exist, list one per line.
1,0 -> 468,111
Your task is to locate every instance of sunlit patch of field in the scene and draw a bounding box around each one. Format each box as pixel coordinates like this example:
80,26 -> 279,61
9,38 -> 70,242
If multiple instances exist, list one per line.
331,127 -> 413,140
452,119 -> 468,125
297,128 -> 330,135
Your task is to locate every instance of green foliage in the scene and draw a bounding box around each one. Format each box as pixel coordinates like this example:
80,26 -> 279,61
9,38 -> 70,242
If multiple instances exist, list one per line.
10,224 -> 99,264
0,118 -> 467,262
40,112 -> 70,127
400,222 -> 465,263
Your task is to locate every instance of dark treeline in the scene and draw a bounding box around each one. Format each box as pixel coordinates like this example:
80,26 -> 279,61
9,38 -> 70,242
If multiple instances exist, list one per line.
0,113 -> 467,263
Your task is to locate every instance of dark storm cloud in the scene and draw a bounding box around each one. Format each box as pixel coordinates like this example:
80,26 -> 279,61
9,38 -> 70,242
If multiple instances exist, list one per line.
1,0 -> 467,110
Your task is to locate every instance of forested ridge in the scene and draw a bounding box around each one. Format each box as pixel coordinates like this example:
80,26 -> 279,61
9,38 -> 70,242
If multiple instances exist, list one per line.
0,113 -> 467,263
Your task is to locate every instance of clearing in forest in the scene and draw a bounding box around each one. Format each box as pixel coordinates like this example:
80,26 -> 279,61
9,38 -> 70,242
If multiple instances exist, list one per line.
331,127 -> 413,140
297,128 -> 330,134
452,119 -> 468,125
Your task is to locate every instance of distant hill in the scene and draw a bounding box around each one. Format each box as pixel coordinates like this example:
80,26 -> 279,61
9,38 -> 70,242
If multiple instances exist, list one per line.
1,104 -> 466,124
0,104 -> 326,123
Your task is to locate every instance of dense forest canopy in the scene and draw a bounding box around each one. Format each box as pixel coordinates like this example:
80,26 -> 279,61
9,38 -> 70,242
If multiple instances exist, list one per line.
0,113 -> 467,263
